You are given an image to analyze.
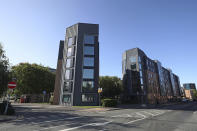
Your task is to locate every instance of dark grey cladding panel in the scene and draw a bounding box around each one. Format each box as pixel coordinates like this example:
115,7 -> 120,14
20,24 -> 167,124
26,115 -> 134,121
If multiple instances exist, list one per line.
78,23 -> 99,34
58,40 -> 64,60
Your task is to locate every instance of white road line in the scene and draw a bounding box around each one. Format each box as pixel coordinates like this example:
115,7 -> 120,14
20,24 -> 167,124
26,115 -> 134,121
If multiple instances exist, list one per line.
126,117 -> 146,124
112,114 -> 132,118
33,122 -> 76,131
126,112 -> 147,124
141,111 -> 155,116
59,121 -> 113,131
149,110 -> 164,115
136,112 -> 147,118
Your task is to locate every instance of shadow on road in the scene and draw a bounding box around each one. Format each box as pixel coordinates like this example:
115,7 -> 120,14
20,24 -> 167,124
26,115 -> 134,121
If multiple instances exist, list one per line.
114,101 -> 197,111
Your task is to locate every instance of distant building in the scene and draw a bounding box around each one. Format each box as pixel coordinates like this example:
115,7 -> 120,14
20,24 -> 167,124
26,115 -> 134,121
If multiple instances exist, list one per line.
48,68 -> 56,74
184,90 -> 195,100
183,83 -> 196,100
183,83 -> 196,90
122,48 -> 181,104
53,23 -> 99,106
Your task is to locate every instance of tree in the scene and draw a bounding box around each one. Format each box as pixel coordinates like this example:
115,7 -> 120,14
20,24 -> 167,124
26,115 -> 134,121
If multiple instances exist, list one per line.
193,89 -> 197,100
99,76 -> 123,99
0,43 -> 10,97
11,63 -> 55,95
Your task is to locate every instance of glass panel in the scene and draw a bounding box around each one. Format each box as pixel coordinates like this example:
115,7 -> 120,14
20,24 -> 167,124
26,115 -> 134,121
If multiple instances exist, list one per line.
131,64 -> 136,70
63,94 -> 71,103
63,82 -> 69,92
140,71 -> 143,77
65,70 -> 72,80
84,57 -> 94,67
84,35 -> 94,44
130,56 -> 136,63
68,37 -> 73,46
140,78 -> 143,85
66,59 -> 71,68
82,81 -> 94,92
139,63 -> 142,70
63,82 -> 72,93
84,46 -> 94,55
67,47 -> 72,57
138,56 -> 141,62
82,94 -> 95,102
83,69 -> 94,79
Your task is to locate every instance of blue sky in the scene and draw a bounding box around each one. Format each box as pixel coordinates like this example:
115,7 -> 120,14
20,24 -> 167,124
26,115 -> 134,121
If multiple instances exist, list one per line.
0,0 -> 197,85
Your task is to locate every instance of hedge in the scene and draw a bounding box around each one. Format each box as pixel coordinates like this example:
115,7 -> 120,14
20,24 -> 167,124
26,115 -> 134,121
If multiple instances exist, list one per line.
102,99 -> 117,107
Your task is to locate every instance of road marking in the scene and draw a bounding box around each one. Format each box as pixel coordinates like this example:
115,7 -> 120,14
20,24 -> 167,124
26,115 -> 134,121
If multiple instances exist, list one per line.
33,122 -> 76,131
126,112 -> 147,124
59,121 -> 112,131
136,112 -> 147,118
150,110 -> 164,115
141,111 -> 155,116
193,111 -> 197,114
112,114 -> 132,118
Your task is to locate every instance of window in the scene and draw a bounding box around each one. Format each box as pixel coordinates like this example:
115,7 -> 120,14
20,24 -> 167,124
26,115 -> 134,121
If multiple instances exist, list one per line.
83,69 -> 94,79
84,46 -> 94,55
62,95 -> 71,103
63,82 -> 69,92
131,64 -> 136,70
82,81 -> 94,92
68,37 -> 73,46
138,56 -> 141,62
65,70 -> 70,79
139,63 -> 142,70
140,71 -> 143,77
66,58 -> 74,68
82,94 -> 95,102
65,70 -> 73,80
66,59 -> 71,68
84,35 -> 94,44
67,47 -> 72,57
130,56 -> 136,63
63,82 -> 72,93
140,78 -> 144,85
83,57 -> 94,67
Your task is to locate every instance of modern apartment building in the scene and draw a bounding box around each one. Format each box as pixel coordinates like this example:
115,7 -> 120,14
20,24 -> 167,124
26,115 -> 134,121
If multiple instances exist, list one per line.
183,83 -> 196,100
53,23 -> 99,106
122,48 -> 181,104
183,83 -> 196,90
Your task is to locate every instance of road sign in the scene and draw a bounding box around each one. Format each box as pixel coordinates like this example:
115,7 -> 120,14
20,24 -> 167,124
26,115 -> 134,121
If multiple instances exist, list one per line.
8,81 -> 16,89
98,88 -> 102,93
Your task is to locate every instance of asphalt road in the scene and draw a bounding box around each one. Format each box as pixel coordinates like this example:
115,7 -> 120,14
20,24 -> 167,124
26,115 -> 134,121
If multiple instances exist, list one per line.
0,102 -> 197,131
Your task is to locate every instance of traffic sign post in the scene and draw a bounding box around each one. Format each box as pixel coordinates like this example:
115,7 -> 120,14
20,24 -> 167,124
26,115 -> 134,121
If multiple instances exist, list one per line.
98,88 -> 103,106
8,82 -> 17,89
43,90 -> 46,103
4,81 -> 17,115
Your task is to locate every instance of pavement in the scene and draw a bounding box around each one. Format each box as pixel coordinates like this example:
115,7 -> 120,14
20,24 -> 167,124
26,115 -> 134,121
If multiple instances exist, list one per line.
0,102 -> 196,131
0,115 -> 17,122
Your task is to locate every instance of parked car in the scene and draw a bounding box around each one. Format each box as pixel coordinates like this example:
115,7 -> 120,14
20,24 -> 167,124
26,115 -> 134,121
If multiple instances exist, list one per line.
182,98 -> 189,102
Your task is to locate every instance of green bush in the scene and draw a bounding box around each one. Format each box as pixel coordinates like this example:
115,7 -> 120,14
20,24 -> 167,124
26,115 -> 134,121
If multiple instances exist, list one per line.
102,99 -> 117,107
